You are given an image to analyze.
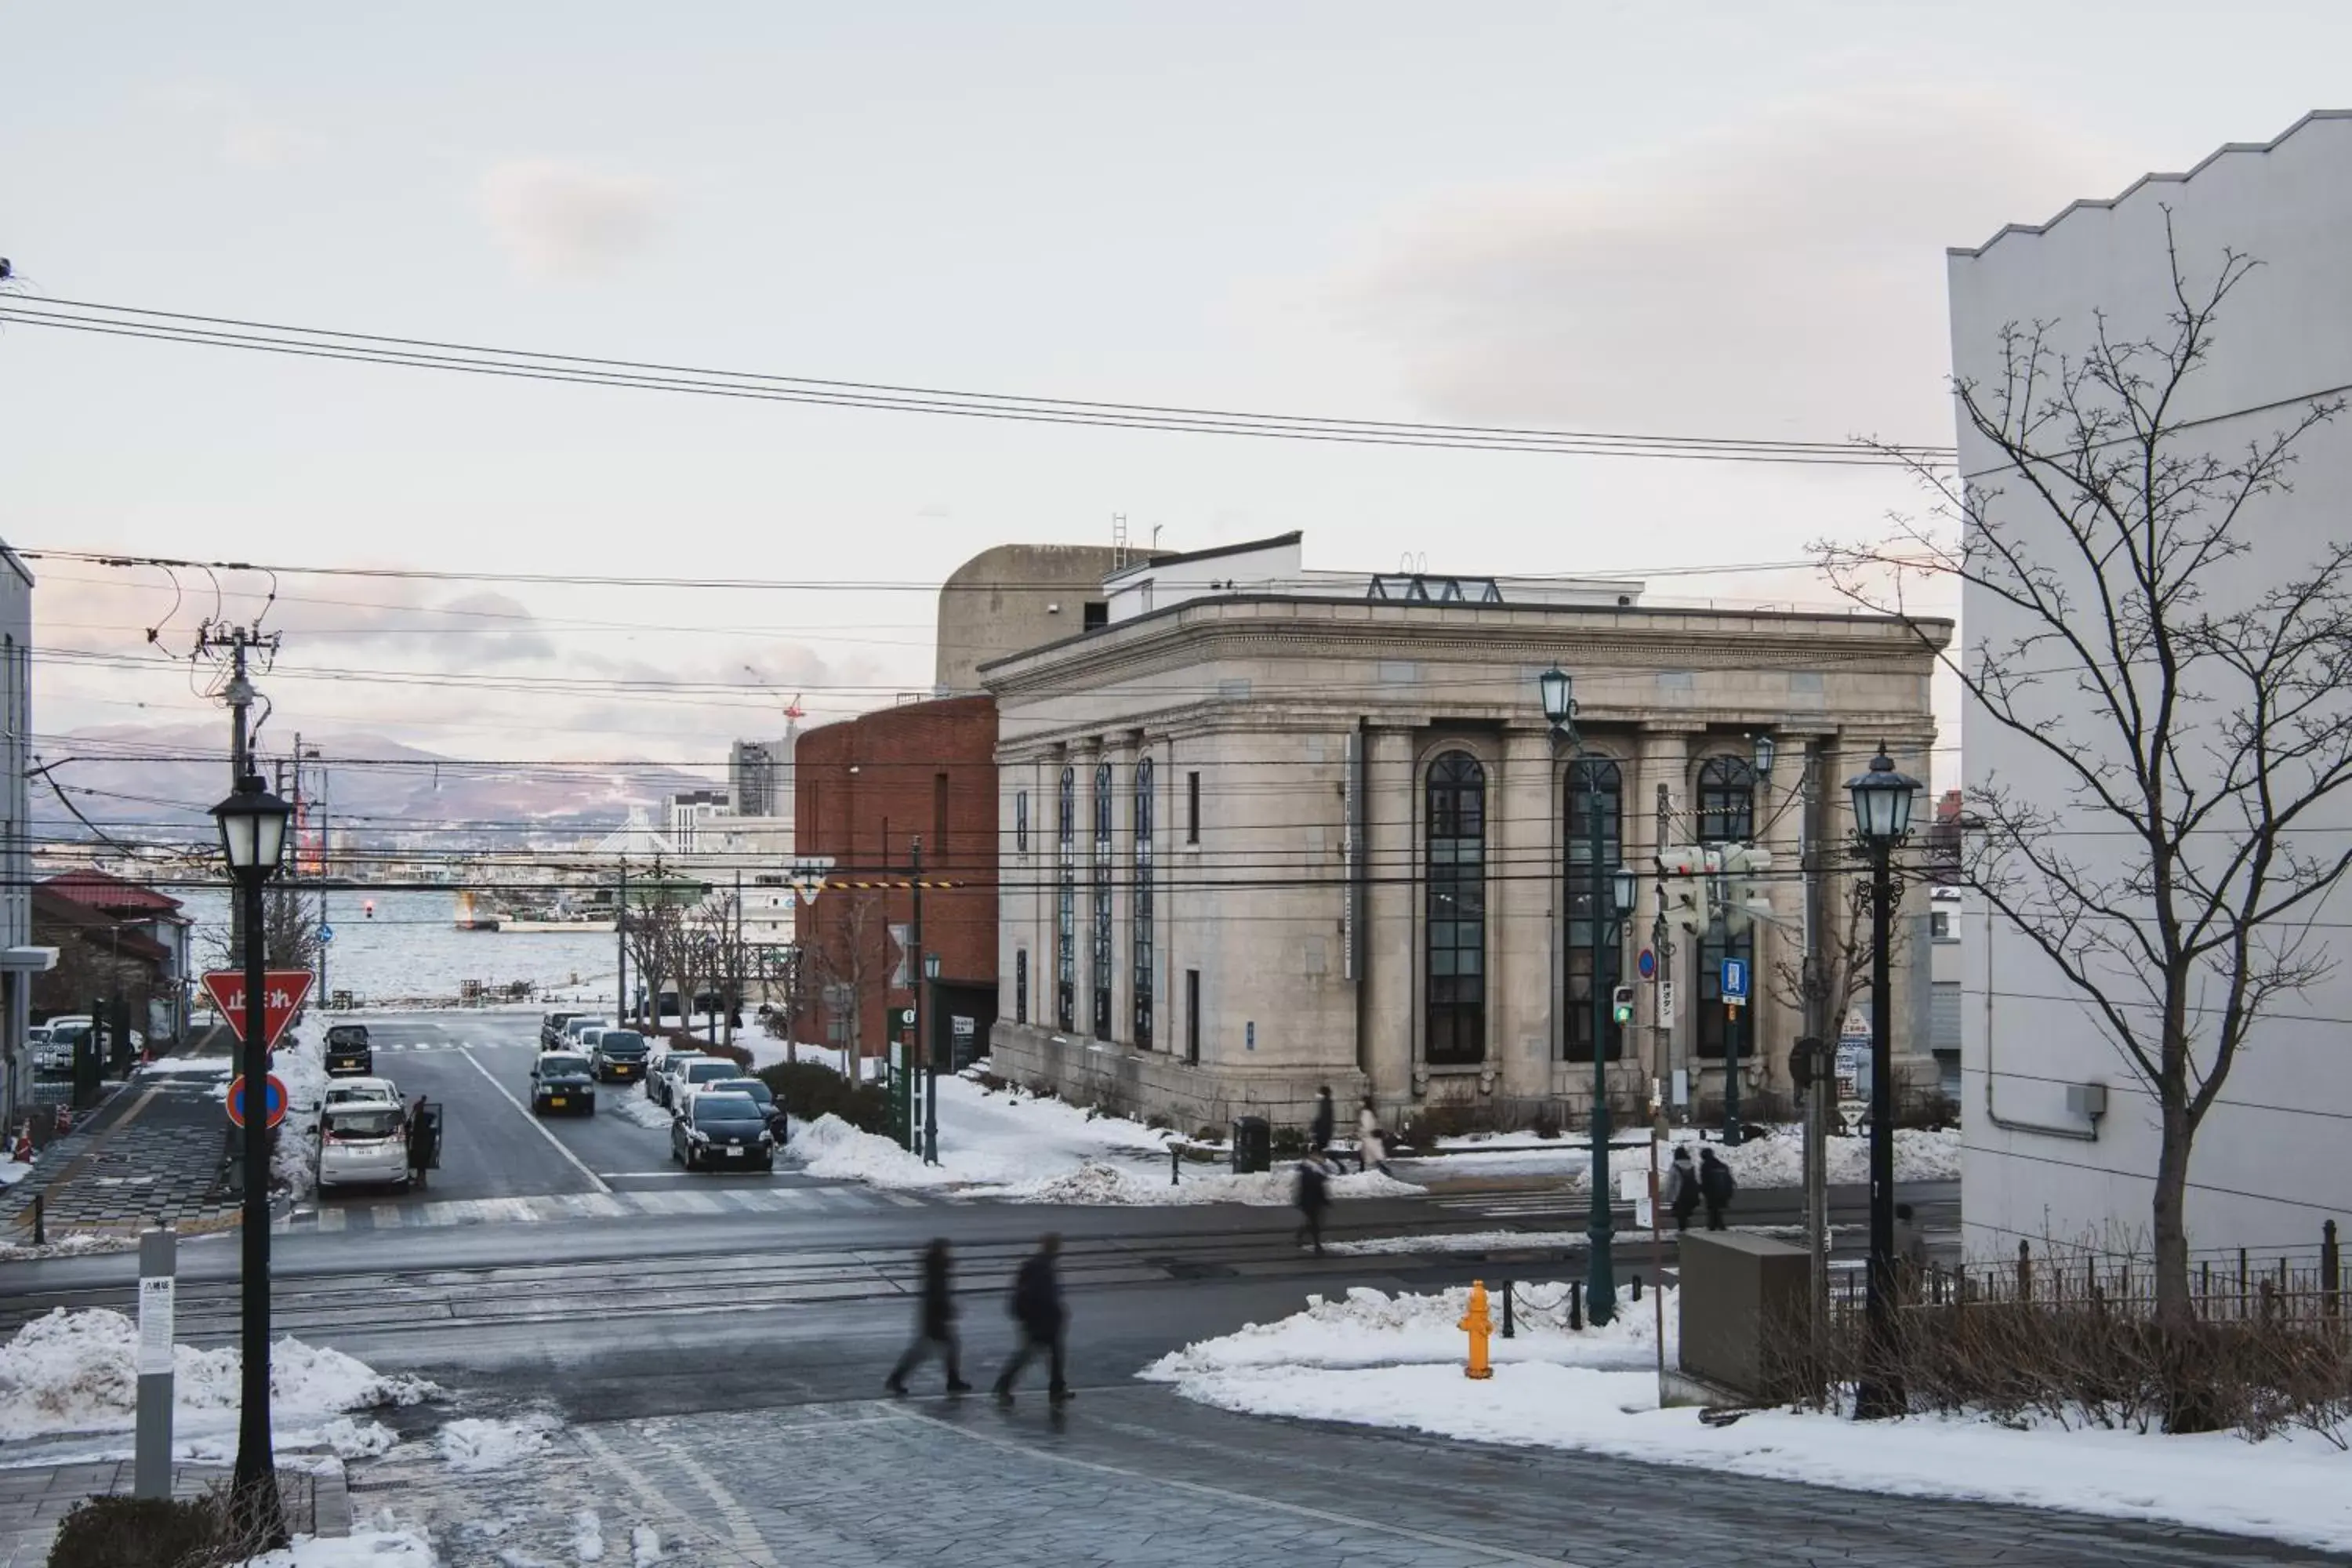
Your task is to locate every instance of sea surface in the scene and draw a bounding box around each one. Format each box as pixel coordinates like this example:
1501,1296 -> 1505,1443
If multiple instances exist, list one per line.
175,887 -> 619,1006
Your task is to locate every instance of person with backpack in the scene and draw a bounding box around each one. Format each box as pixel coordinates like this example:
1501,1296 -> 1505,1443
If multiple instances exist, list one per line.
1698,1146 -> 1736,1231
1665,1145 -> 1700,1231
886,1239 -> 971,1396
1294,1150 -> 1334,1254
993,1233 -> 1071,1405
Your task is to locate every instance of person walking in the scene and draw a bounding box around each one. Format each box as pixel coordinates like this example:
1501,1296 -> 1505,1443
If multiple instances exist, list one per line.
993,1233 -> 1071,1404
1294,1151 -> 1334,1254
405,1095 -> 434,1189
886,1239 -> 971,1396
1893,1202 -> 1929,1301
1309,1086 -> 1336,1156
1698,1146 -> 1736,1231
1357,1097 -> 1390,1177
1665,1145 -> 1700,1232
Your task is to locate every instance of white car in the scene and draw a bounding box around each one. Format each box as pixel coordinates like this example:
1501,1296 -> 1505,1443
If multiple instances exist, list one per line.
322,1076 -> 403,1111
27,1025 -> 63,1074
38,1017 -> 91,1075
669,1058 -> 750,1113
650,1051 -> 714,1108
318,1102 -> 412,1190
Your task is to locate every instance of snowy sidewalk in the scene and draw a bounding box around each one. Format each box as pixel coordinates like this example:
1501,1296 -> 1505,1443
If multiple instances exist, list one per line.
0,1459 -> 351,1568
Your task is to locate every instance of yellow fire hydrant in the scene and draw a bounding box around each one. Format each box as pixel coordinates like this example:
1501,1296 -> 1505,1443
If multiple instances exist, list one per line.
1460,1279 -> 1494,1380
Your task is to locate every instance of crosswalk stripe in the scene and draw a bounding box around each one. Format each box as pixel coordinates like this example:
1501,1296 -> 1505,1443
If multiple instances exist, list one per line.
369,1203 -> 405,1229
880,1191 -> 927,1208
316,1208 -> 348,1232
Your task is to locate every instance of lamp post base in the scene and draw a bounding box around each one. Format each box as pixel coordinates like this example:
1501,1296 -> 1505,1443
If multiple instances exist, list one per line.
1588,1102 -> 1617,1327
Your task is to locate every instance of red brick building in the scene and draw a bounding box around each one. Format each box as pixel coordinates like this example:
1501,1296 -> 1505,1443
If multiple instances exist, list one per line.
793,695 -> 997,1069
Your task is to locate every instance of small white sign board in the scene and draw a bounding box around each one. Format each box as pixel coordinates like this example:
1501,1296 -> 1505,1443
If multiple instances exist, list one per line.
136,1277 -> 175,1376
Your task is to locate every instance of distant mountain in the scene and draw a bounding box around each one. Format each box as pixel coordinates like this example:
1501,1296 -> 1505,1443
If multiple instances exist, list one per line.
35,724 -> 723,851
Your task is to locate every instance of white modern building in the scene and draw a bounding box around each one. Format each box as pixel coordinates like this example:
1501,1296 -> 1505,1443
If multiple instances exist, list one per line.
984,532 -> 1945,1132
0,542 -> 51,1129
1952,111 -> 2352,1258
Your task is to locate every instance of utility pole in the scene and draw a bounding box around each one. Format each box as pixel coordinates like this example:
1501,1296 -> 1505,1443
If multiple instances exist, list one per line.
729,868 -> 742,1048
200,624 -> 278,967
910,839 -> 934,1162
1800,739 -> 1831,1350
616,857 -> 629,1022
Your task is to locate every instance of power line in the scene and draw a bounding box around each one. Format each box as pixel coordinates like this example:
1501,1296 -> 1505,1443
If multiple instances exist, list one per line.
1,296 -> 1958,468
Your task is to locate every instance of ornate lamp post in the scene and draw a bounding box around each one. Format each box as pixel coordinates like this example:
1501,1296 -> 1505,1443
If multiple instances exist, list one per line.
211,775 -> 294,1547
1541,667 -> 1633,1327
1845,748 -> 1918,1419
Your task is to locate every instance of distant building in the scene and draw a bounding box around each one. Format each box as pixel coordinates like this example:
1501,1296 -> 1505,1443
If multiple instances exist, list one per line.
793,696 -> 997,1069
667,790 -> 728,855
982,531 -> 1945,1133
33,869 -> 192,1051
729,727 -> 797,818
933,543 -> 1152,697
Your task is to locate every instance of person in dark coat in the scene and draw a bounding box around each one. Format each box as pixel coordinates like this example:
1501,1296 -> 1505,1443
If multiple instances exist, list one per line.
887,1239 -> 971,1396
1698,1146 -> 1735,1231
1308,1087 -> 1336,1156
406,1095 -> 434,1187
993,1233 -> 1071,1403
1665,1145 -> 1700,1231
1294,1152 -> 1333,1254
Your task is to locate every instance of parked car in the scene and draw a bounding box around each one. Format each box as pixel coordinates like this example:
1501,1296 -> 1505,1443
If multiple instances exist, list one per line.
322,1076 -> 403,1111
560,1018 -> 610,1051
683,1076 -> 786,1143
575,1026 -> 608,1056
641,1043 -> 699,1105
38,1017 -> 91,1076
587,1028 -> 652,1083
670,1091 -> 774,1172
324,1023 -> 372,1076
27,1025 -> 64,1076
530,1052 -> 596,1116
649,1051 -> 713,1108
539,1011 -> 585,1049
318,1102 -> 412,1190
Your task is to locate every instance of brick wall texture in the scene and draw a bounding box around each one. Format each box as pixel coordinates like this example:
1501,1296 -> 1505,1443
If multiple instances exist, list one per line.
793,696 -> 996,1062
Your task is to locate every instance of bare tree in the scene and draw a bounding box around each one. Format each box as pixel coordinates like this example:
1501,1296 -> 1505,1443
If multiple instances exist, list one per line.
808,891 -> 899,1078
624,900 -> 681,1029
200,884 -> 322,974
760,943 -> 808,1064
1818,218 -> 2352,1415
1769,875 -> 1908,1085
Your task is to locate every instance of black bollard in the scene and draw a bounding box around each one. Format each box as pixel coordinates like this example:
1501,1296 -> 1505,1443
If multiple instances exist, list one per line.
1631,1274 -> 1642,1302
31,1192 -> 44,1247
1171,1143 -> 1181,1187
1569,1278 -> 1584,1330
1501,1279 -> 1515,1339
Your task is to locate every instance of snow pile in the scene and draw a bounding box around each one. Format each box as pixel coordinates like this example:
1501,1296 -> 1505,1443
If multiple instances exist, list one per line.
572,1508 -> 606,1562
1145,1282 -> 1671,1381
248,1527 -> 438,1566
1326,1229 -> 1589,1257
608,1090 -> 676,1131
0,1232 -> 138,1262
1146,1283 -> 2352,1553
631,1526 -> 664,1566
0,1308 -> 437,1441
787,1114 -> 957,1189
1700,1126 -> 1962,1187
137,1055 -> 237,1076
437,1411 -> 564,1472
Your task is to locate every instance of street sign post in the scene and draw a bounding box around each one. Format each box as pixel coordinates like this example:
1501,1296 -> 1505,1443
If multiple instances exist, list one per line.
1635,947 -> 1656,981
318,925 -> 335,945
200,971 -> 315,1051
1719,956 -> 1750,1007
223,1073 -> 289,1131
1658,978 -> 1678,1028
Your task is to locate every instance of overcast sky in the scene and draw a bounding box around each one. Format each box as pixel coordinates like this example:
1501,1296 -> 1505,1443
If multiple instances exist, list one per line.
5,1 -> 2347,788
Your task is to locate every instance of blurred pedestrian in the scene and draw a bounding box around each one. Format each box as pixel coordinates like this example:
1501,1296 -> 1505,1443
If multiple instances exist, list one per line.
1698,1146 -> 1735,1231
1309,1086 -> 1336,1156
406,1095 -> 433,1188
994,1234 -> 1071,1404
1294,1151 -> 1334,1254
1894,1202 -> 1930,1299
1358,1097 -> 1390,1177
887,1239 -> 971,1396
1666,1145 -> 1700,1232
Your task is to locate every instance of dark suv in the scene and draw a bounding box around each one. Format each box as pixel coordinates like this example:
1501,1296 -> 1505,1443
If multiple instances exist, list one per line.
539,1011 -> 585,1049
587,1028 -> 651,1083
324,1024 -> 372,1076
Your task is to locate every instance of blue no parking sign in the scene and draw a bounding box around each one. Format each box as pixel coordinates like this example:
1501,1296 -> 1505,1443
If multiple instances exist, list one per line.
1720,957 -> 1750,1005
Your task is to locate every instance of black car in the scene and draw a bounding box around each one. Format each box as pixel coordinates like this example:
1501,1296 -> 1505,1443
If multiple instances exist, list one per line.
670,1092 -> 774,1172
587,1028 -> 652,1083
324,1024 -> 372,1076
531,1051 -> 597,1116
699,1076 -> 787,1145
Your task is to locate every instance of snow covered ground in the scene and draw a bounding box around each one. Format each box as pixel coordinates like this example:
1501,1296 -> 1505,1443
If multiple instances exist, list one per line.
782,1074 -> 1425,1205
1144,1283 -> 2352,1552
1403,1125 -> 1962,1187
0,1308 -> 439,1465
249,1528 -> 438,1566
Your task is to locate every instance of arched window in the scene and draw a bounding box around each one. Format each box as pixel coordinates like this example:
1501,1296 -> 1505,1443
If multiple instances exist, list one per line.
1425,751 -> 1486,1065
1092,761 -> 1114,1041
1565,757 -> 1624,1062
1134,757 -> 1155,1051
1056,767 -> 1076,1031
1696,753 -> 1755,1061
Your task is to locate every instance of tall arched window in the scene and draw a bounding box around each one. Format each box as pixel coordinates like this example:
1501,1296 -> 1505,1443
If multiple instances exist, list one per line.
1696,753 -> 1755,1061
1091,761 -> 1114,1041
1056,767 -> 1076,1031
1565,757 -> 1624,1062
1134,757 -> 1155,1051
1425,751 -> 1487,1065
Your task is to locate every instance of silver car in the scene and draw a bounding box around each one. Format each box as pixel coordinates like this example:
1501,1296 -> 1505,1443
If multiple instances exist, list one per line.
317,1103 -> 412,1190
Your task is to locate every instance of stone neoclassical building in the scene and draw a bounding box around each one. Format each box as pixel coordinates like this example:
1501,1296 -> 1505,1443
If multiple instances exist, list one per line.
982,533 -> 1947,1134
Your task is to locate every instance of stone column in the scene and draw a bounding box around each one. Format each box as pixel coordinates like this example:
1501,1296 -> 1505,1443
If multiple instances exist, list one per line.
1494,724 -> 1555,1105
1361,725 -> 1417,1104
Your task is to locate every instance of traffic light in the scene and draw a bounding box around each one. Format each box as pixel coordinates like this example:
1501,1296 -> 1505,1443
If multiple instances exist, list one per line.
1719,844 -> 1775,934
1791,1035 -> 1824,1092
1657,847 -> 1712,935
1610,985 -> 1635,1025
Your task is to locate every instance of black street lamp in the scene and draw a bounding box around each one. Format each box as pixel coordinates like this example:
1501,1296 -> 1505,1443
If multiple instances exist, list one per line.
1542,666 -> 1632,1327
1846,748 -> 1918,1420
212,775 -> 293,1548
